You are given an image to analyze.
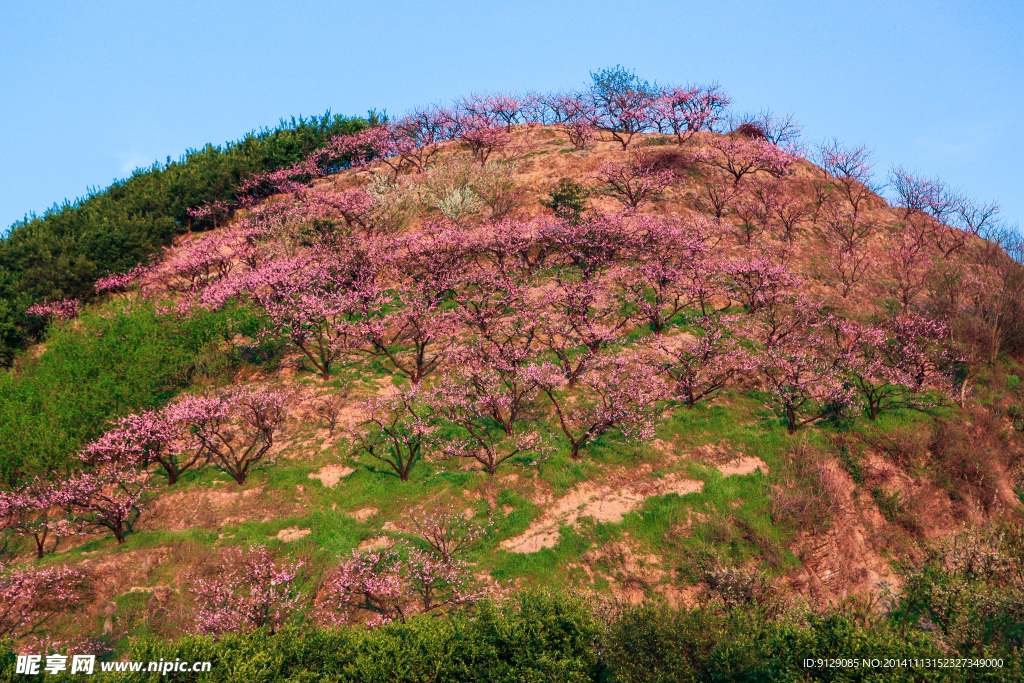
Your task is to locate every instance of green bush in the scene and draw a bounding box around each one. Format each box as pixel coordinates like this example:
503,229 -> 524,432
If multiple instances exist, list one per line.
2,591 -> 1021,682
541,178 -> 591,225
607,606 -> 1021,682
0,592 -> 598,682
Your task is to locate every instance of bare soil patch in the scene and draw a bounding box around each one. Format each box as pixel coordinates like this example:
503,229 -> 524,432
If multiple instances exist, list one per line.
346,507 -> 378,522
308,464 -> 355,488
716,456 -> 769,477
502,473 -> 703,553
275,527 -> 311,542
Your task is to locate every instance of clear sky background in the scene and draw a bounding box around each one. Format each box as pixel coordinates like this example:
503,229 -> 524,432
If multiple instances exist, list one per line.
1,0 -> 1021,233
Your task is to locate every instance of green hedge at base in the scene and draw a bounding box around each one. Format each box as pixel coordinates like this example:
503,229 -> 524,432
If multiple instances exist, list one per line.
2,594 -> 1019,682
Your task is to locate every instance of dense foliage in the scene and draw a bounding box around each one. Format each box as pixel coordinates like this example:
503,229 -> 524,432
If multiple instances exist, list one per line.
0,301 -> 267,487
0,112 -> 373,364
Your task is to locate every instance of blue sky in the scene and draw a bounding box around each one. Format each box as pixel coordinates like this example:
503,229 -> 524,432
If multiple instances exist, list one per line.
1,0 -> 1021,232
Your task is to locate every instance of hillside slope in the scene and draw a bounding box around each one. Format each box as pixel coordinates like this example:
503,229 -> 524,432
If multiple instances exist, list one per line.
3,91 -> 1023,662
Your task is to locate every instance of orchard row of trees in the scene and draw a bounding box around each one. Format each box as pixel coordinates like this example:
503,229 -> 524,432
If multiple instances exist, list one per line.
180,66 -> 1004,242
55,210 -> 953,477
15,66 -> 1016,364
153,66 -> 1016,379
21,66 -> 1016,368
1,504 -> 494,643
14,65 -> 1018,530
5,186 -> 969,554
189,503 -> 497,636
0,385 -> 289,556
182,66 -> 758,217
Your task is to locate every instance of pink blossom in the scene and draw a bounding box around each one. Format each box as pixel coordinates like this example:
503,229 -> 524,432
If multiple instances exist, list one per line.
814,139 -> 877,220
701,136 -> 794,186
316,543 -> 487,627
829,315 -> 956,420
409,505 -> 493,563
0,562 -> 83,640
612,215 -> 714,333
538,276 -> 629,384
187,199 -> 232,228
353,387 -> 437,482
95,263 -> 155,294
81,407 -> 204,485
825,241 -> 872,298
653,314 -> 749,408
527,353 -> 664,460
589,70 -> 658,149
592,152 -> 676,209
721,255 -> 802,316
651,83 -> 730,144
882,229 -> 933,308
61,464 -> 149,544
0,479 -> 76,558
26,298 -> 79,321
171,386 -> 289,485
541,92 -> 598,149
188,544 -> 303,635
430,360 -> 549,475
756,332 -> 856,433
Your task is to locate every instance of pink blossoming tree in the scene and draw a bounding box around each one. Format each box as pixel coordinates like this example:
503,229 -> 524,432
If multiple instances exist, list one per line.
409,504 -> 492,564
26,299 -> 80,322
542,92 -> 597,149
702,136 -> 793,186
172,386 -> 289,485
589,66 -> 658,149
189,544 -> 304,635
353,388 -> 437,482
0,480 -> 74,557
316,543 -> 485,626
654,315 -> 748,409
651,83 -> 731,144
0,562 -> 84,640
430,363 -> 548,476
528,354 -> 664,460
830,315 -> 956,420
592,152 -> 675,209
62,465 -> 150,544
612,216 -> 712,333
756,332 -> 855,433
81,408 -> 204,485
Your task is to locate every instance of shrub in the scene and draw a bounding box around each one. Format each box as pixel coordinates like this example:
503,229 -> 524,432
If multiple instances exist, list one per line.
929,413 -> 1007,510
7,592 -> 598,682
541,179 -> 590,225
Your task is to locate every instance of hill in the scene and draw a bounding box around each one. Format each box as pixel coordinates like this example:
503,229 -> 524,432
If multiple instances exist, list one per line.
2,71 -> 1023,678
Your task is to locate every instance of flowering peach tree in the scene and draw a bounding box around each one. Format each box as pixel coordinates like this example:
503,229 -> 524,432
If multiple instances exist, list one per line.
172,386 -> 289,485
0,562 -> 83,640
189,544 -> 304,635
317,543 -> 485,626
